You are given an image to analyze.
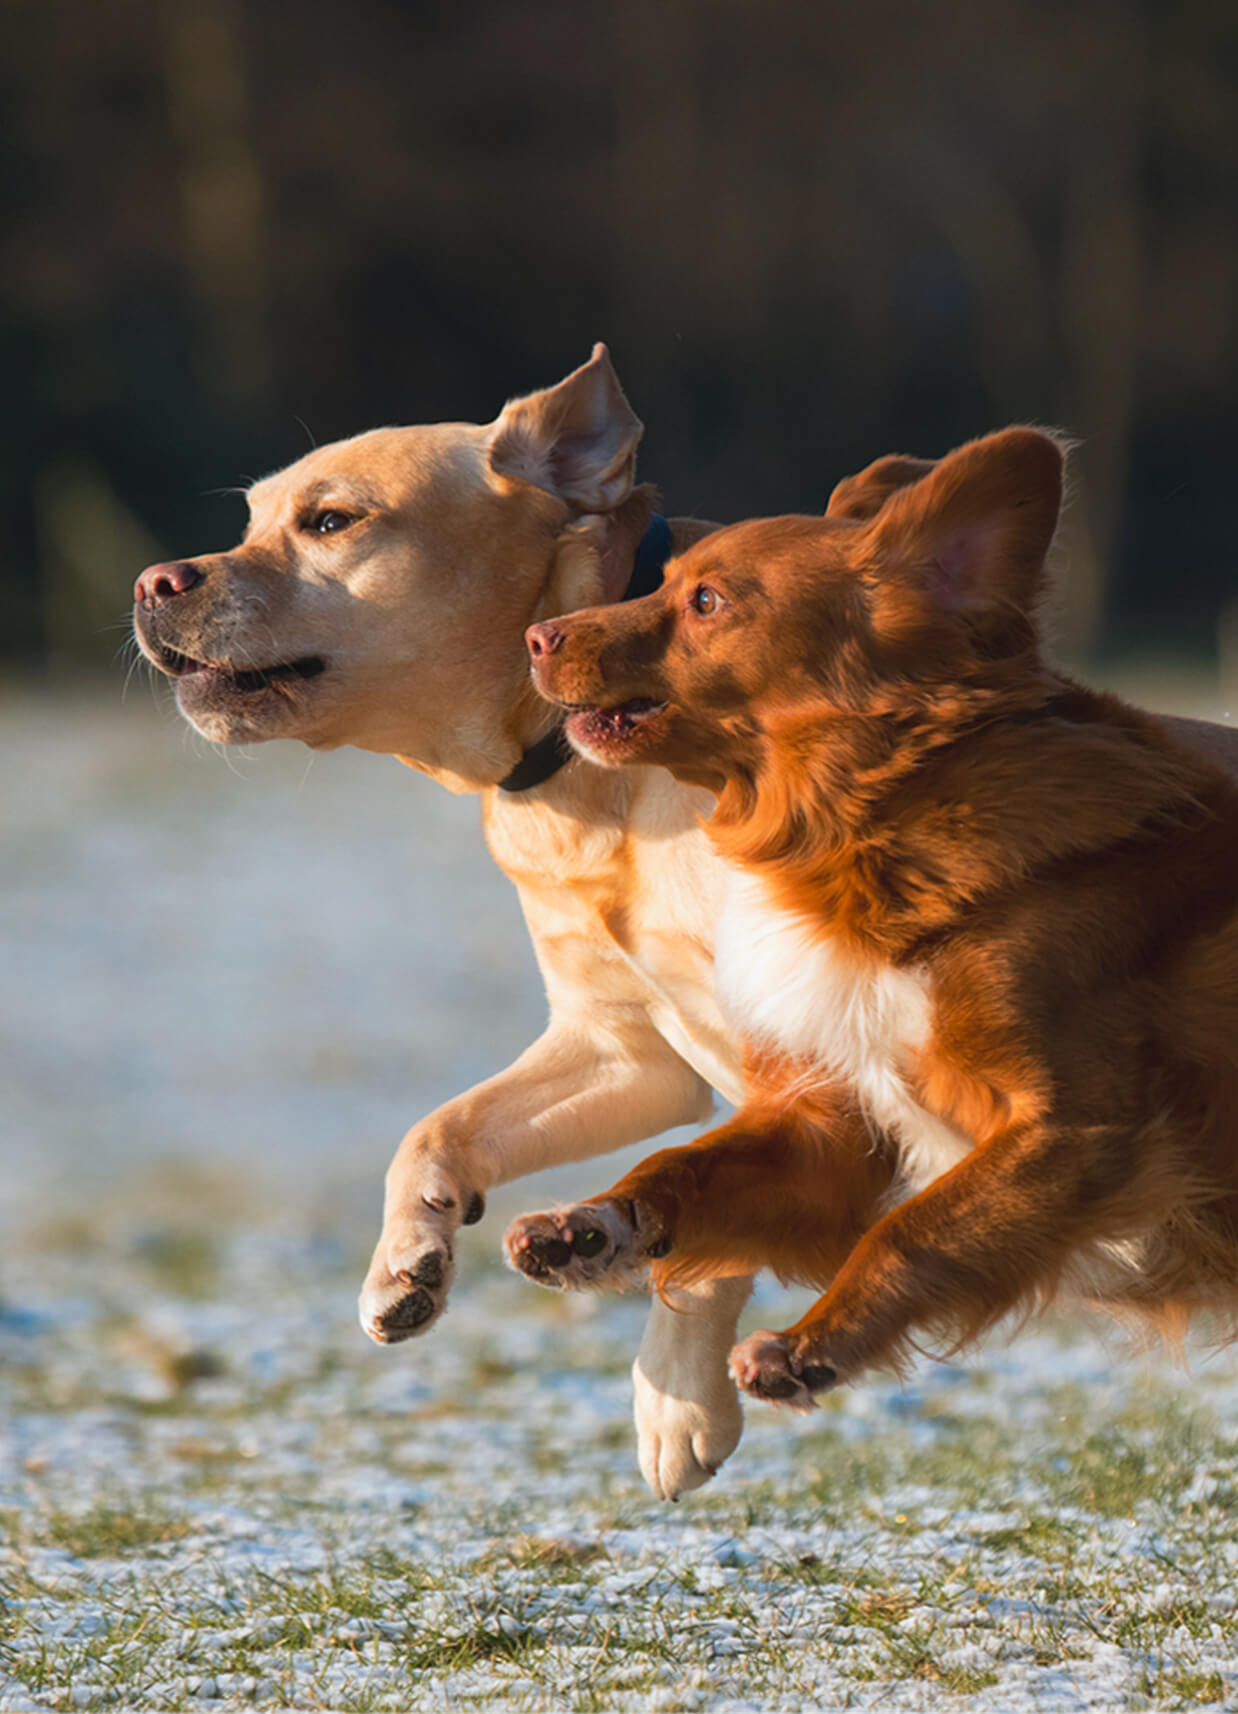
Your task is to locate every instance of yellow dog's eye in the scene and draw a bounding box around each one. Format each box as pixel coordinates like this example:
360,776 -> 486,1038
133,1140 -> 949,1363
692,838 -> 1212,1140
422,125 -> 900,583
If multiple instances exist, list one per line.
690,585 -> 720,615
308,509 -> 356,536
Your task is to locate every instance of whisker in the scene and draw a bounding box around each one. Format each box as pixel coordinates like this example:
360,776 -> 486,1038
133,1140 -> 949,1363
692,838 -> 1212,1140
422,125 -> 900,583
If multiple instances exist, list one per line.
119,643 -> 146,704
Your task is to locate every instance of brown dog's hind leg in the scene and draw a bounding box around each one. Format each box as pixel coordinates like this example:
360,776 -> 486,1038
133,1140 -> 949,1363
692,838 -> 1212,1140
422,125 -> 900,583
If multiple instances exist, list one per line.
503,1092 -> 892,1298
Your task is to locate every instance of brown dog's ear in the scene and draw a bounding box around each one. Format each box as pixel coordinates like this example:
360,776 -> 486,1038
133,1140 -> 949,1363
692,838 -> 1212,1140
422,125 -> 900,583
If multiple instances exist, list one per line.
825,454 -> 938,521
488,343 -> 643,512
863,428 -> 1064,623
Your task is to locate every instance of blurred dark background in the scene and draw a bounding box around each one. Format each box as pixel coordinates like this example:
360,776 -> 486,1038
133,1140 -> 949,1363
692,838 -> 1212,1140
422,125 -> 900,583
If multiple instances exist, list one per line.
3,0 -> 1235,672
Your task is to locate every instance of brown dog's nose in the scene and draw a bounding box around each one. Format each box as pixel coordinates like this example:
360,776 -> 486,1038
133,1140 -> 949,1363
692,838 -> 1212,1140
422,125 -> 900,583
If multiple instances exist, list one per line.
134,560 -> 204,606
526,621 -> 565,659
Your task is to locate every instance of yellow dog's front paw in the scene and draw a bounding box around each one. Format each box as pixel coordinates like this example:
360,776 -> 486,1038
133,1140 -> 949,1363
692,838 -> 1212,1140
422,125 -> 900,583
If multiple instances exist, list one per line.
359,1184 -> 484,1344
360,1239 -> 453,1343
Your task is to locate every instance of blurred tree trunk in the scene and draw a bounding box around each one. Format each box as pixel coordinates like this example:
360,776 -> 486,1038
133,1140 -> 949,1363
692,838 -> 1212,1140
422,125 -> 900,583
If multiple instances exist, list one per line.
1054,1 -> 1144,660
163,0 -> 270,412
888,129 -> 1055,422
608,0 -> 705,413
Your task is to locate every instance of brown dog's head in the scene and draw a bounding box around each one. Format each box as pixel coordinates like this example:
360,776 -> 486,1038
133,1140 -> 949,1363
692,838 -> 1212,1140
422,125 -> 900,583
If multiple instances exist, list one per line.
132,345 -> 652,789
526,428 -> 1065,794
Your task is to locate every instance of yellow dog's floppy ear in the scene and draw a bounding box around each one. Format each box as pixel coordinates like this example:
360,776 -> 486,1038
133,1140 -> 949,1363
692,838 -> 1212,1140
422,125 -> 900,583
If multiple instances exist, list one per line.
862,428 -> 1065,626
825,454 -> 938,522
488,343 -> 643,513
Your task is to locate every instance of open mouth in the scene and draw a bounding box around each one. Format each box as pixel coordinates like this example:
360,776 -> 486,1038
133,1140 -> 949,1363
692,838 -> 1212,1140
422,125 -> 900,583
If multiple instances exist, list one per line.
154,644 -> 326,694
564,697 -> 666,750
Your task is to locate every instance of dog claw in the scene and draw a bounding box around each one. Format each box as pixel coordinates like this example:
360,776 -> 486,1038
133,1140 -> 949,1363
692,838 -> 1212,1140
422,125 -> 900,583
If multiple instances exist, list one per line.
397,1251 -> 446,1291
421,1187 -> 486,1226
730,1330 -> 836,1411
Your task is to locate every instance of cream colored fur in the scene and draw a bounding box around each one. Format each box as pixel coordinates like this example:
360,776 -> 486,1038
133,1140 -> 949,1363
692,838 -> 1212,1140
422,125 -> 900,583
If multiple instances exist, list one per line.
717,871 -> 974,1201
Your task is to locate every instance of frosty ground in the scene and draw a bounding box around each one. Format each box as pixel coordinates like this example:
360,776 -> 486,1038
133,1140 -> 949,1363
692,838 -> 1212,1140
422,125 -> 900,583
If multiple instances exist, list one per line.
2,683 -> 1237,1712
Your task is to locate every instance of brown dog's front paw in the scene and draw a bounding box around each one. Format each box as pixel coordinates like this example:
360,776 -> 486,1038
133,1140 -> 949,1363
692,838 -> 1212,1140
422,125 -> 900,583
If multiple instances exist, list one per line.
504,1199 -> 664,1291
728,1330 -> 837,1411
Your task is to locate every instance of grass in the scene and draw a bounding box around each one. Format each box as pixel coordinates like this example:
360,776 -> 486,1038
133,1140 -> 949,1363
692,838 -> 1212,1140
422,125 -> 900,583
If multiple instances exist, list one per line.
3,1215 -> 1238,1713
129,1227 -> 222,1301
4,1504 -> 195,1560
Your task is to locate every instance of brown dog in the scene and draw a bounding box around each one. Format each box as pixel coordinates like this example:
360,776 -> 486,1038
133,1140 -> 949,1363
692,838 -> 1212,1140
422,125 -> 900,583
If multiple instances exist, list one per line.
506,428 -> 1238,1409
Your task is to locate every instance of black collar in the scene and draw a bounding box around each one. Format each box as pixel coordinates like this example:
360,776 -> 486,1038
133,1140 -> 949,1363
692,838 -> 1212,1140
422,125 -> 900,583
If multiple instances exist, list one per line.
497,512 -> 674,795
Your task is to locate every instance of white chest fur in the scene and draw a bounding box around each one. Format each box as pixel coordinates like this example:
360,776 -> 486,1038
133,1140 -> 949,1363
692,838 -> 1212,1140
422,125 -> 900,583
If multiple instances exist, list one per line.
714,870 -> 974,1197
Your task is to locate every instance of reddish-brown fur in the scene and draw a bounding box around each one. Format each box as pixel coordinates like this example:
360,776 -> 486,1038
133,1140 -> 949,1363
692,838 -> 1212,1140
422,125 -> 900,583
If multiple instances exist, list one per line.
504,428 -> 1238,1404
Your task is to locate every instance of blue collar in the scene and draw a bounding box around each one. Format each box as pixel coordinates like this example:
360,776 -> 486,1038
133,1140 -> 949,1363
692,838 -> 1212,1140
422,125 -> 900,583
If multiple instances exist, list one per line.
498,512 -> 674,794
626,510 -> 674,601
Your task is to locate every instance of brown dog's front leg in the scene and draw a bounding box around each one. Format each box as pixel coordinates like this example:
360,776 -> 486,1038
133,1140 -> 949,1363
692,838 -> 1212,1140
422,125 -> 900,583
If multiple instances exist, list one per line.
504,1092 -> 891,1295
731,1118 -> 1159,1404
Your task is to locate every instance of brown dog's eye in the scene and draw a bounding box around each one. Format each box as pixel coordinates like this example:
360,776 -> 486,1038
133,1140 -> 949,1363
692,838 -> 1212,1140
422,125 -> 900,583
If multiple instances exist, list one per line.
307,509 -> 356,536
690,585 -> 721,615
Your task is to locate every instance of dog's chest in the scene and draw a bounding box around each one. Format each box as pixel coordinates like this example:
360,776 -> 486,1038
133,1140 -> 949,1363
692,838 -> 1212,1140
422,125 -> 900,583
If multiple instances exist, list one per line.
485,775 -> 746,1105
715,870 -> 973,1193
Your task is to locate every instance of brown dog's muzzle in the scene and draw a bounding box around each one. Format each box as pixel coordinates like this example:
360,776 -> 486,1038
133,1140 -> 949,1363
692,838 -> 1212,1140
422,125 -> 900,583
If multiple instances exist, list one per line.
525,612 -> 613,707
525,597 -> 673,710
523,598 -> 685,770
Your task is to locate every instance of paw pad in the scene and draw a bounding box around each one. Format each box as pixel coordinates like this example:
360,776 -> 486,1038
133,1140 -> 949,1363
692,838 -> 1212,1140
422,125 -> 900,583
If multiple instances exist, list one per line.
730,1330 -> 836,1411
504,1200 -> 661,1290
378,1287 -> 436,1333
399,1250 -> 447,1291
361,1239 -> 455,1345
753,1368 -> 802,1400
